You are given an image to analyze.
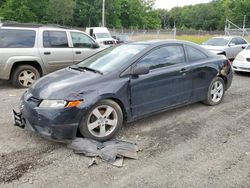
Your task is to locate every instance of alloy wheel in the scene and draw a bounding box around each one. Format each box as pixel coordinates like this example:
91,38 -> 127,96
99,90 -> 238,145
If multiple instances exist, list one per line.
87,105 -> 118,138
210,80 -> 224,103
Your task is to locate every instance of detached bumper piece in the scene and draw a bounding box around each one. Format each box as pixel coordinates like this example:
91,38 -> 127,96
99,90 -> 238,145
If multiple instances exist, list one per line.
12,110 -> 25,129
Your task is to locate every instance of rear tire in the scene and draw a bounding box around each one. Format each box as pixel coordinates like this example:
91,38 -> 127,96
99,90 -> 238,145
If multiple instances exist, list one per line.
79,99 -> 123,142
203,77 -> 225,106
11,65 -> 40,88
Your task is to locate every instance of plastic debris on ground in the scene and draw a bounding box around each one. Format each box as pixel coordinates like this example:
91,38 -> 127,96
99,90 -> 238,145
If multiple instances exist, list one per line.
68,138 -> 139,168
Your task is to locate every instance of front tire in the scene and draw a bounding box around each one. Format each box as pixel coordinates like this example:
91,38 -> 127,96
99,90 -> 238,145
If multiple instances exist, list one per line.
203,77 -> 225,106
79,100 -> 123,142
11,65 -> 40,88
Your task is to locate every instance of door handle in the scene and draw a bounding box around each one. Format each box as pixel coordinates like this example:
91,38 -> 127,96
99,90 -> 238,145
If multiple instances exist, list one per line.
75,51 -> 82,54
44,52 -> 51,55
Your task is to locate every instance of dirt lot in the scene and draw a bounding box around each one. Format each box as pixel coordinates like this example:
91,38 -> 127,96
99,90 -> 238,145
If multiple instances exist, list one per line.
0,73 -> 250,188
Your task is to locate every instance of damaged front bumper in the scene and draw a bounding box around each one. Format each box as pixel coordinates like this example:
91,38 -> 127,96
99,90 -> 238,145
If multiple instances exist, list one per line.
13,94 -> 85,142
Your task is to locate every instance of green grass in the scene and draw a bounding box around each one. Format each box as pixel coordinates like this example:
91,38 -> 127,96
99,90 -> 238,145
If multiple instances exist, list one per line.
130,34 -> 222,44
176,35 -> 217,44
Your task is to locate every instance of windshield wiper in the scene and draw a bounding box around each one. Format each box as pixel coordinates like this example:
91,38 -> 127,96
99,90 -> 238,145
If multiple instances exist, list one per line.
81,67 -> 103,75
69,65 -> 84,72
69,65 -> 103,75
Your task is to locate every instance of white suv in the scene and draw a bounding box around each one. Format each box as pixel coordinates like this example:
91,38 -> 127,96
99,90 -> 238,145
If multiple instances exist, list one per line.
0,23 -> 103,88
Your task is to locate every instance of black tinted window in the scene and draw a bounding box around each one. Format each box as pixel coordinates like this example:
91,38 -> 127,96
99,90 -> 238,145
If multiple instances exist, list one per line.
43,31 -> 68,48
236,38 -> 247,45
0,29 -> 35,48
186,46 -> 207,62
230,38 -> 247,45
139,45 -> 185,70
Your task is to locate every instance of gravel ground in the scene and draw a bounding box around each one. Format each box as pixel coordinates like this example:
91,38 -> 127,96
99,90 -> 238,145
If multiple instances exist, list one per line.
0,73 -> 250,188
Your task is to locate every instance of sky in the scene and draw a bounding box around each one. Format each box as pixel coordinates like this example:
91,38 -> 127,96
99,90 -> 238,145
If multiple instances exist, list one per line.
154,0 -> 212,10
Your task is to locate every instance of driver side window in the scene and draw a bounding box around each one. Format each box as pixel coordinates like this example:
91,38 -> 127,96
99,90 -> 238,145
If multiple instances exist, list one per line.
138,45 -> 185,70
230,38 -> 238,45
70,32 -> 95,48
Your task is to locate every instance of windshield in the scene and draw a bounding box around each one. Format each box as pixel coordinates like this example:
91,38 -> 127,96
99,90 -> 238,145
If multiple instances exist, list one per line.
95,33 -> 111,39
203,38 -> 229,46
77,44 -> 147,72
246,45 -> 250,50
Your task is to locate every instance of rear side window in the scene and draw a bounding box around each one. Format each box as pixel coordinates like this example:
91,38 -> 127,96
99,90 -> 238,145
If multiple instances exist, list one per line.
43,31 -> 68,48
139,45 -> 185,70
236,37 -> 247,45
186,46 -> 207,62
230,38 -> 247,45
0,29 -> 36,48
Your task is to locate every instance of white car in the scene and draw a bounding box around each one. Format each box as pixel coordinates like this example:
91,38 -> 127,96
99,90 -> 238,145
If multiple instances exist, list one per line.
86,27 -> 116,46
233,45 -> 250,73
201,36 -> 248,59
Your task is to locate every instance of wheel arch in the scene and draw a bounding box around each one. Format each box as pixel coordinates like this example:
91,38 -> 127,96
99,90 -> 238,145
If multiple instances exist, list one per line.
10,61 -> 44,80
105,97 -> 128,121
218,74 -> 228,88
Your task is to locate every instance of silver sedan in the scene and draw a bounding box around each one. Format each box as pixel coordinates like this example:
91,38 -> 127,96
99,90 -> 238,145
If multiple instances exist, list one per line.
201,36 -> 248,59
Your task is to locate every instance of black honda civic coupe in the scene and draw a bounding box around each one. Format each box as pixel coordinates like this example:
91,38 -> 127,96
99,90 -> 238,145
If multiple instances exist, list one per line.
13,40 -> 233,142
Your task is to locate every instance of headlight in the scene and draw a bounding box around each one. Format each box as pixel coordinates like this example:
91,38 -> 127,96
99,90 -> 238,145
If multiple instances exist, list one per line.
39,100 -> 83,108
39,100 -> 67,108
235,55 -> 245,61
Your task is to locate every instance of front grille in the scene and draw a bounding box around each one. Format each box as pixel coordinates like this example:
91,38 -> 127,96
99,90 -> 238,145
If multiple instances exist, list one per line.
239,67 -> 250,71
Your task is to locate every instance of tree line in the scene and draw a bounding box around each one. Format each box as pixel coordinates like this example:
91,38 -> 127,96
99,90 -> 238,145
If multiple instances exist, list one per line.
0,0 -> 250,31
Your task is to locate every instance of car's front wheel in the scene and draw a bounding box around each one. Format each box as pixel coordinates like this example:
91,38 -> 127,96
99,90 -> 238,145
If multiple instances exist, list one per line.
79,99 -> 123,141
203,77 -> 225,106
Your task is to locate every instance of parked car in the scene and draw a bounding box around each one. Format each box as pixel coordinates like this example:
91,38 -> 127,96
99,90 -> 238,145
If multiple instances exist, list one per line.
13,40 -> 233,142
0,23 -> 102,88
86,27 -> 116,45
201,36 -> 248,59
233,44 -> 250,73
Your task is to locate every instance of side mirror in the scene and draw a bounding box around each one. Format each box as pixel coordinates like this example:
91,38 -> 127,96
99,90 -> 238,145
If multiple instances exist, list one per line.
229,43 -> 236,47
132,64 -> 150,76
242,46 -> 246,49
91,42 -> 100,49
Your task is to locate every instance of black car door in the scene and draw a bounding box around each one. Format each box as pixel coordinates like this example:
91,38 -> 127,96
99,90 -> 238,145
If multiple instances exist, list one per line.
184,44 -> 216,102
130,44 -> 193,118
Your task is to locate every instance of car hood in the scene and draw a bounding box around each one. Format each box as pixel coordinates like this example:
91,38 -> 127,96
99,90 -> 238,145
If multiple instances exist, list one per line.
238,49 -> 250,58
96,38 -> 116,42
29,68 -> 105,100
201,45 -> 226,54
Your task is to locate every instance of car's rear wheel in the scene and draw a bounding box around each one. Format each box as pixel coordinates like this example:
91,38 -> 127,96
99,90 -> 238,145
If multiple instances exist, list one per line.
79,99 -> 123,141
11,65 -> 40,88
203,77 -> 225,106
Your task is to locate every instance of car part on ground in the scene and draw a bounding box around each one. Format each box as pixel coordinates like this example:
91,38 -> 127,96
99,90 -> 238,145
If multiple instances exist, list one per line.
68,138 -> 138,167
13,40 -> 233,141
0,23 -> 103,88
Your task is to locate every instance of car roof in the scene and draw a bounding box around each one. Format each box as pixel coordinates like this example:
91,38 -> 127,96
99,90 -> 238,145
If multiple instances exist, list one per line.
212,36 -> 243,40
0,22 -> 71,30
132,39 -> 200,47
129,39 -> 215,56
